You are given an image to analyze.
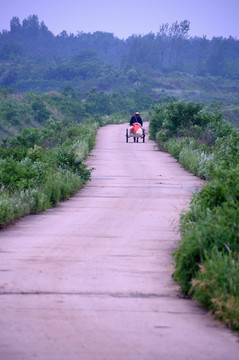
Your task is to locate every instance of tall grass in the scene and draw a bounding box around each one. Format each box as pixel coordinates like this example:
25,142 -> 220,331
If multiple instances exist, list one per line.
0,121 -> 98,228
191,249 -> 239,330
158,137 -> 214,179
0,113 -> 130,228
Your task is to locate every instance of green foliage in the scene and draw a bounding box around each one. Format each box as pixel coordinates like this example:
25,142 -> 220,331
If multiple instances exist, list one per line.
149,104 -> 167,140
178,145 -> 214,179
0,119 -> 98,227
190,249 -> 239,330
214,131 -> 239,169
0,157 -> 47,192
150,101 -> 203,140
151,100 -> 237,180
10,128 -> 41,148
0,84 -> 129,229
38,170 -> 84,207
1,15 -> 238,81
32,99 -> 50,122
0,16 -> 239,124
0,85 -> 154,141
195,169 -> 239,209
0,98 -> 28,126
201,113 -> 232,146
150,100 -> 239,329
0,170 -> 84,227
173,202 -> 239,299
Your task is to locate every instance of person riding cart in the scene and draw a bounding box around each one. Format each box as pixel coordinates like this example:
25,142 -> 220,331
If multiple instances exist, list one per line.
126,112 -> 145,143
130,112 -> 143,126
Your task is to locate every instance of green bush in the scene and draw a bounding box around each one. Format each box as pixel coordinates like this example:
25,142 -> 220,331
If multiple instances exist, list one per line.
191,249 -> 239,330
163,138 -> 181,159
173,167 -> 239,296
149,104 -> 165,139
214,131 -> 239,170
156,135 -> 214,180
179,146 -> 214,179
0,120 -> 98,227
150,100 -> 203,140
173,201 -> 239,294
0,157 -> 47,192
197,167 -> 239,207
0,189 -> 48,227
10,128 -> 41,148
31,99 -> 50,122
31,189 -> 50,213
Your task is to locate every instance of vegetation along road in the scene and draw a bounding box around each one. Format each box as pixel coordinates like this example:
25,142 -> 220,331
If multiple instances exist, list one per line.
0,123 -> 238,360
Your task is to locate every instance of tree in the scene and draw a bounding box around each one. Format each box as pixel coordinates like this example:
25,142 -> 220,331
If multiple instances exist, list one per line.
22,15 -> 40,37
10,17 -> 21,33
169,20 -> 190,65
32,99 -> 50,122
0,43 -> 24,60
206,37 -> 227,76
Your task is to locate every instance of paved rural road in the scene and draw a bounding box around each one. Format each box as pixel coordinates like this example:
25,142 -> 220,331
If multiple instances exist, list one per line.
0,123 -> 238,360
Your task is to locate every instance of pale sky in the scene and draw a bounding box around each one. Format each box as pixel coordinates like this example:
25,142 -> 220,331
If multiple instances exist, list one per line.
0,0 -> 238,39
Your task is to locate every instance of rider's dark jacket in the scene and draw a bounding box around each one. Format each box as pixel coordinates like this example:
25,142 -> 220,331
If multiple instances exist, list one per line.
130,114 -> 143,126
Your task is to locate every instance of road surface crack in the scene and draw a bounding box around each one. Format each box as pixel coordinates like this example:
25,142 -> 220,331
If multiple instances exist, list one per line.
0,291 -> 174,299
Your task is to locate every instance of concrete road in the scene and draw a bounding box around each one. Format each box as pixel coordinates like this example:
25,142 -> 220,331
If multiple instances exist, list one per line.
0,123 -> 238,360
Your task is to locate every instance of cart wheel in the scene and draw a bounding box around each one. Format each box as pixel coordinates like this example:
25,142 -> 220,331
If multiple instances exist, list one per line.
126,129 -> 128,143
142,129 -> 145,143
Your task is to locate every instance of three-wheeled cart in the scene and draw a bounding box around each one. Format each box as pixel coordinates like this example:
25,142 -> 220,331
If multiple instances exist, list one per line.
126,123 -> 145,143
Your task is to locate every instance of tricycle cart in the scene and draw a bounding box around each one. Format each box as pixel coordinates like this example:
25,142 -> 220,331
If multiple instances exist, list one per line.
126,123 -> 145,143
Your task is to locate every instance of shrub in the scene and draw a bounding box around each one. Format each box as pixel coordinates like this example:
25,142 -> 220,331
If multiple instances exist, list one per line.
0,189 -> 49,227
149,104 -> 166,139
178,146 -> 213,179
214,131 -> 239,170
173,202 -> 239,294
149,100 -> 203,139
32,99 -> 50,122
191,249 -> 239,330
10,128 -> 41,148
0,158 -> 47,192
164,138 -> 181,159
0,120 -> 98,227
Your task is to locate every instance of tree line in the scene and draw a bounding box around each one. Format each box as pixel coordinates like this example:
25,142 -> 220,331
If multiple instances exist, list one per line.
0,15 -> 239,93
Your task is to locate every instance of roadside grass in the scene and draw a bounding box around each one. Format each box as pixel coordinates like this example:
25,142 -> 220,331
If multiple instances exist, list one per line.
0,170 -> 83,227
0,111 -> 131,228
150,100 -> 239,330
0,121 -> 98,228
191,249 -> 239,330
